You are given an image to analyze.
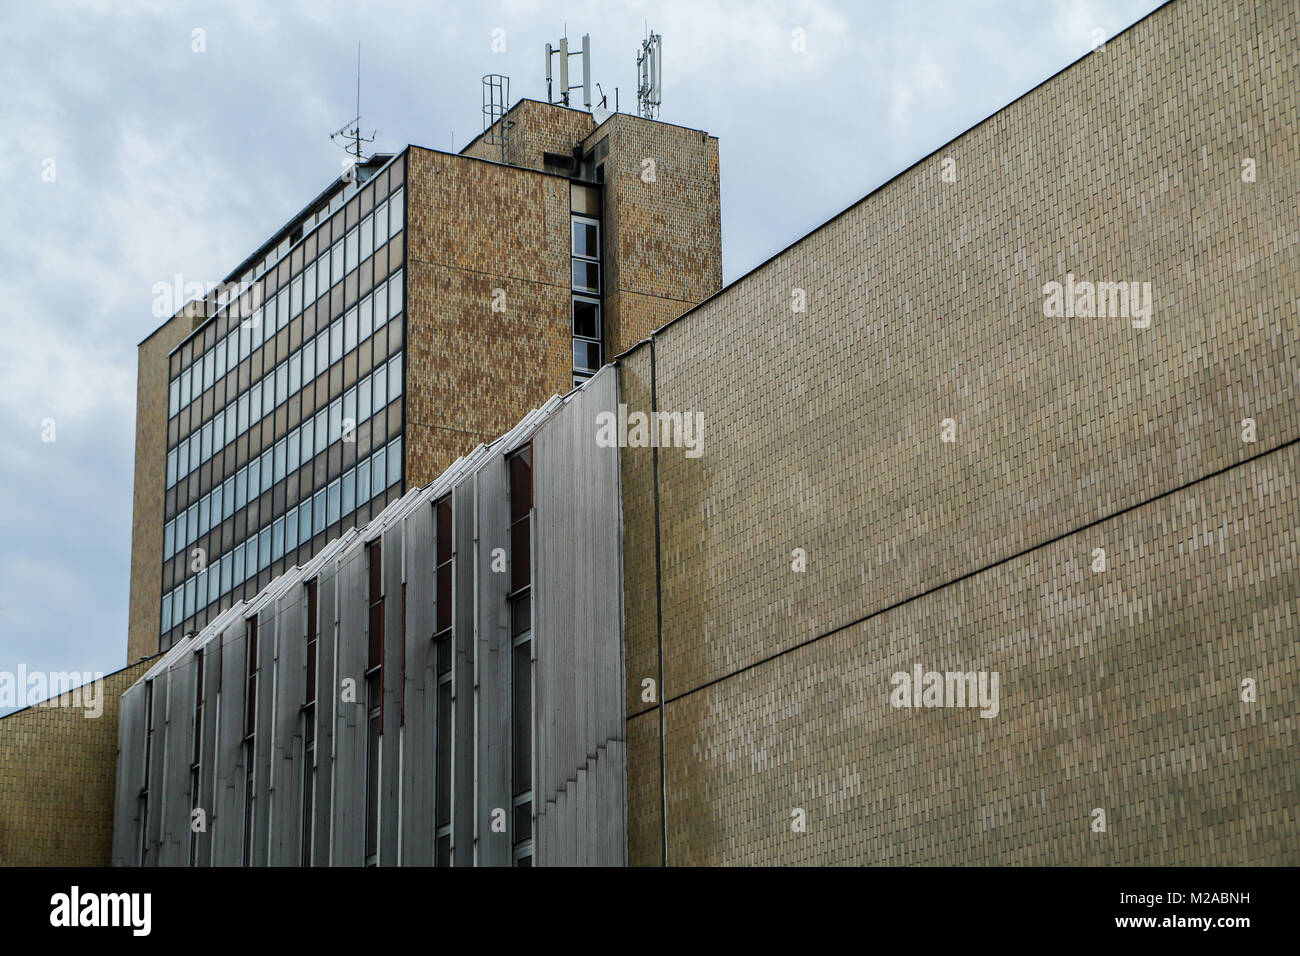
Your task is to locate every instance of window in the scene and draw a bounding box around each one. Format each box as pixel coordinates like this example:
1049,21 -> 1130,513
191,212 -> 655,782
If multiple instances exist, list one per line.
346,227 -> 358,274
572,218 -> 599,258
330,318 -> 343,366
327,479 -> 340,526
373,284 -> 387,331
388,271 -> 403,318
345,306 -> 358,355
387,436 -> 402,488
331,240 -> 344,286
313,488 -> 326,536
360,215 -> 373,262
573,297 -> 601,340
374,200 -> 388,245
570,213 -> 603,379
389,187 -> 404,236
388,354 -> 403,402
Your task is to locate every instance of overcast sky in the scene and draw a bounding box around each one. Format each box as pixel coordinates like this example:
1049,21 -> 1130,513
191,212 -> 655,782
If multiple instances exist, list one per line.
0,0 -> 1163,709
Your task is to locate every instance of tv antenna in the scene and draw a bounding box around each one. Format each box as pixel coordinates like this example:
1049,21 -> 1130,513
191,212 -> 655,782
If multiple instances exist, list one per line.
546,32 -> 592,109
331,42 -> 377,167
637,30 -> 662,120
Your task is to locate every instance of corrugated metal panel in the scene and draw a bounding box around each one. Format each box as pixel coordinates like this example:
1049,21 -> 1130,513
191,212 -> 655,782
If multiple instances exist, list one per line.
160,655 -> 195,865
400,501 -> 435,864
270,588 -> 306,865
313,565 -> 337,866
380,523 -> 404,864
197,639 -> 221,867
213,619 -> 246,866
111,682 -> 147,866
451,478 -> 477,865
332,539 -> 368,865
475,460 -> 512,866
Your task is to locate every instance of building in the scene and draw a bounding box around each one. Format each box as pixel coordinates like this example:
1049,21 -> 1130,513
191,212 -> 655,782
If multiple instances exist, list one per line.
3,0 -> 1295,867
126,101 -> 722,663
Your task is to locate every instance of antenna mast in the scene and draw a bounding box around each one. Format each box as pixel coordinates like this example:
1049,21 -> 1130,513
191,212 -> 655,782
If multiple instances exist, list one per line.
331,42 -> 377,169
637,30 -> 662,120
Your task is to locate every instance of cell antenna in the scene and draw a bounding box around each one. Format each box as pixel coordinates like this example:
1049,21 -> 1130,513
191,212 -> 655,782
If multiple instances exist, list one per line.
331,42 -> 377,167
546,32 -> 593,109
637,30 -> 662,120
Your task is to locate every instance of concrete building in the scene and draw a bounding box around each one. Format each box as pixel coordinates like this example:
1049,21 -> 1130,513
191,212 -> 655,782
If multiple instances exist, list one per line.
4,0 -> 1296,867
127,102 -> 721,663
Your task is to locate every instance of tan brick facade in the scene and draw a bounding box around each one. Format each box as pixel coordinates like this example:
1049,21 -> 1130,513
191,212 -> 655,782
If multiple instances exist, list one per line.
621,0 -> 1299,865
127,314 -> 195,664
0,659 -> 157,866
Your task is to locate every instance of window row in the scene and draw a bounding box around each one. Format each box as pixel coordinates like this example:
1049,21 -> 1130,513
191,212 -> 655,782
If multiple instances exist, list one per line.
166,269 -> 404,490
161,436 -> 404,634
570,215 -> 603,388
168,191 -> 404,419
164,353 -> 404,560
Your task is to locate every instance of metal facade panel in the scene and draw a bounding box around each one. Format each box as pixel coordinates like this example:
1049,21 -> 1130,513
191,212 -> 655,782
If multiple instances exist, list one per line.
400,503 -> 435,864
312,568 -> 337,865
451,478 -> 477,865
270,590 -> 306,866
212,618 -> 247,867
196,639 -> 221,867
251,608 -> 276,865
380,523 -> 404,864
532,367 -> 626,866
475,462 -> 512,866
111,682 -> 147,866
160,657 -> 196,866
331,541 -> 368,865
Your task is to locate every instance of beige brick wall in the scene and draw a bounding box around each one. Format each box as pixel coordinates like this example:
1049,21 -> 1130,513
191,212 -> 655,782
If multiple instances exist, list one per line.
462,99 -> 595,172
0,659 -> 158,866
623,0 -> 1299,865
127,314 -> 194,664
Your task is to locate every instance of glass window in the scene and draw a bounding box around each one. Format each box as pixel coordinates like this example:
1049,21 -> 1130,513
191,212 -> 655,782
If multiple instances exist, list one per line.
299,499 -> 312,542
224,406 -> 236,445
262,301 -> 275,344
239,321 -> 252,361
203,350 -> 215,390
164,520 -> 175,557
301,417 -> 315,462
184,579 -> 195,620
359,294 -> 373,339
389,187 -> 403,236
572,259 -> 599,293
345,307 -> 358,355
233,543 -> 245,584
357,452 -> 371,502
291,276 -> 302,318
388,354 -> 403,402
223,476 -> 235,520
315,331 -> 329,374
237,393 -> 249,434
373,284 -> 387,331
226,329 -> 239,368
358,372 -> 372,421
275,362 -> 288,407
331,240 -> 344,286
276,288 -> 290,331
572,217 -> 599,259
372,365 -> 387,412
342,468 -> 356,516
286,506 -> 299,552
374,201 -> 388,245
161,592 -> 173,632
175,510 -> 187,550
180,370 -> 191,407
328,398 -> 342,444
198,495 -> 210,536
211,482 -> 223,526
208,566 -> 219,604
273,517 -> 285,561
304,263 -> 316,304
220,552 -> 232,595
388,271 -> 402,318
360,215 -> 373,262
235,467 -> 248,510
274,438 -> 287,483
215,339 -> 227,380
199,422 -> 211,462
387,437 -> 401,487
312,489 -> 326,535
343,387 -> 356,436
573,297 -> 600,339
371,448 -> 386,496
327,479 -> 340,525
317,253 -> 330,298
167,449 -> 178,487
248,457 -> 261,500
573,339 -> 602,373
287,427 -> 301,473
262,379 -> 274,418
314,409 -> 327,452
346,227 -> 358,274
258,527 -> 271,571
250,383 -> 262,425
177,440 -> 190,480
330,319 -> 342,366
302,339 -> 316,383
186,503 -> 197,544
289,352 -> 302,395
260,448 -> 273,494
169,379 -> 180,417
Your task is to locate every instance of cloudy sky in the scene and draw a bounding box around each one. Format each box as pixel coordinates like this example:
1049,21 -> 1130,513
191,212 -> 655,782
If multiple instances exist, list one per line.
0,0 -> 1163,708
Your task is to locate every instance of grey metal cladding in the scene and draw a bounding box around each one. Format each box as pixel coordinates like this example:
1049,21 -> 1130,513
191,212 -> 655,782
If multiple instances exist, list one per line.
112,682 -> 147,866
213,618 -> 246,866
380,522 -> 404,864
332,541 -> 368,865
400,502 -> 435,865
451,477 -> 477,865
252,607 -> 276,864
313,565 -> 337,865
270,589 -> 306,865
160,659 -> 195,865
197,638 -> 221,867
532,366 -> 626,866
474,459 -> 512,867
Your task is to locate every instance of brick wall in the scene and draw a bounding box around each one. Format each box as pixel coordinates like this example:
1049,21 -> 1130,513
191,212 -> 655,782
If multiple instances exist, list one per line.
0,659 -> 158,866
622,0 -> 1299,865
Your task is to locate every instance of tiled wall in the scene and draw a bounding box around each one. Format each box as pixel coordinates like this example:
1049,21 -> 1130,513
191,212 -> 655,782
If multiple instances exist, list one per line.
623,0 -> 1299,865
0,659 -> 158,866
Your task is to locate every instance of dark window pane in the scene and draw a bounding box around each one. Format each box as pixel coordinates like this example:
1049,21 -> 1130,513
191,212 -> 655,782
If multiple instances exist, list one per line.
436,834 -> 450,868
514,800 -> 531,844
573,298 -> 600,339
510,519 -> 530,592
512,640 -> 531,796
436,680 -> 452,828
436,564 -> 452,634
